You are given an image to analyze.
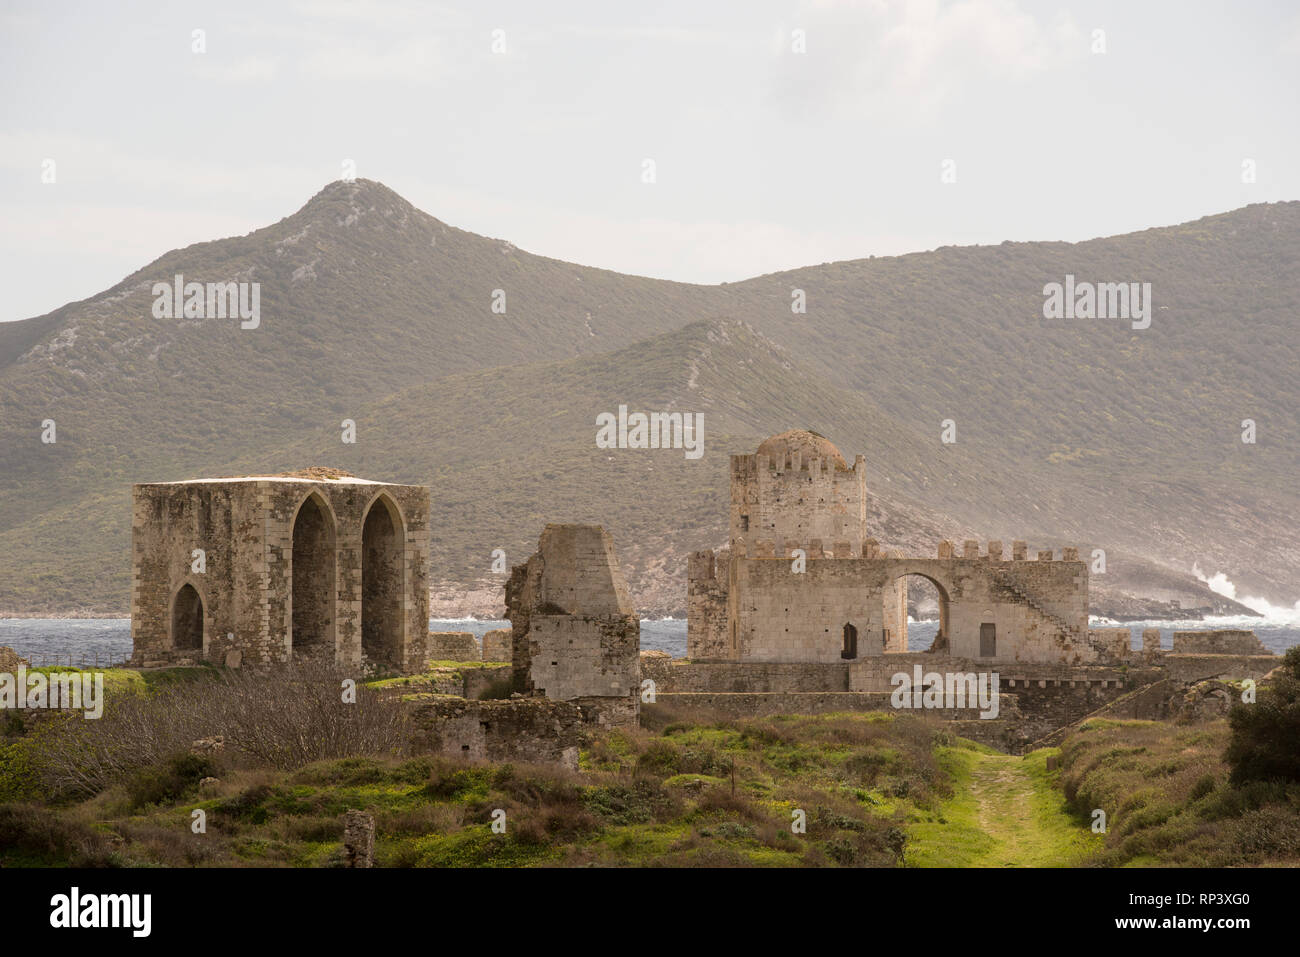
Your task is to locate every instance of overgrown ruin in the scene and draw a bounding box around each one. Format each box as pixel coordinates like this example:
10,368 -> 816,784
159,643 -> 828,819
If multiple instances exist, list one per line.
130,470 -> 430,672
126,443 -> 1279,758
505,524 -> 641,728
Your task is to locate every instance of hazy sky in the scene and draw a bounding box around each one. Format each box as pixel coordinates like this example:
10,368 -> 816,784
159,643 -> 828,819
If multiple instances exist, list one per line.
2,0 -> 1298,322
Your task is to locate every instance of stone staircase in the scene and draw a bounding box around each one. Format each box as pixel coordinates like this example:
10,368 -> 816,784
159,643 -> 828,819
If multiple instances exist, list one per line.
989,568 -> 1081,646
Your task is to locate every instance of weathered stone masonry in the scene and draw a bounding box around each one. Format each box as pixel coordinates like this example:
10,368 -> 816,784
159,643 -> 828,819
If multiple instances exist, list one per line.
506,524 -> 641,727
130,472 -> 429,672
688,430 -> 1098,665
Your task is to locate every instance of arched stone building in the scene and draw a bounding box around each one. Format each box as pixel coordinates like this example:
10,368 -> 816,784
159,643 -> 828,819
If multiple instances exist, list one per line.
688,430 -> 1099,665
130,469 -> 429,671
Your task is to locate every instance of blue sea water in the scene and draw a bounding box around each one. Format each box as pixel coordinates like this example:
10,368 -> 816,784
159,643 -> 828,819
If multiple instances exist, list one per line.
0,617 -> 702,665
1,615 -> 1297,666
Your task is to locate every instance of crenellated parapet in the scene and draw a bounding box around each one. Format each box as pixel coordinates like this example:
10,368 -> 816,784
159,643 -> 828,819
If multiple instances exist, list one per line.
730,432 -> 868,561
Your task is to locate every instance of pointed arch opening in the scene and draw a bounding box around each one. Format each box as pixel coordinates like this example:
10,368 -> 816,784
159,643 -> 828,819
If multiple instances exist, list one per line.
172,582 -> 204,652
884,574 -> 950,652
291,492 -> 336,660
361,494 -> 405,668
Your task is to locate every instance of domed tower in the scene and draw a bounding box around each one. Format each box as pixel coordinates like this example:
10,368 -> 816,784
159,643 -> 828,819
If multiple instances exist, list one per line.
731,429 -> 867,557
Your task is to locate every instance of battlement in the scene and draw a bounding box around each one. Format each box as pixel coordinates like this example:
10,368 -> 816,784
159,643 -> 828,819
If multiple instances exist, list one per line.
732,537 -> 1087,564
731,451 -> 866,476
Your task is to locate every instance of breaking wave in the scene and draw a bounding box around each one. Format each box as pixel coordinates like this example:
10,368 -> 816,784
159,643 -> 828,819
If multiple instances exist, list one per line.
1191,565 -> 1300,626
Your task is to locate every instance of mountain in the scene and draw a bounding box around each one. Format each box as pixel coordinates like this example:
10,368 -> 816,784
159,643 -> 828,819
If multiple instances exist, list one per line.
0,179 -> 1294,617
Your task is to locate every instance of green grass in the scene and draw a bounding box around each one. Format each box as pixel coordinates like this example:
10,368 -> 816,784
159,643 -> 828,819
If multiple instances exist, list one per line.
905,744 -> 1103,867
6,709 -> 1297,867
1059,718 -> 1300,866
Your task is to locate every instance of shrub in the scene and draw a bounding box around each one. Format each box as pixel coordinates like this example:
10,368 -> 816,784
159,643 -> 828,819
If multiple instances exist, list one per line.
1189,773 -> 1217,801
0,804 -> 116,866
1225,647 -> 1300,785
36,660 -> 410,799
125,752 -> 218,809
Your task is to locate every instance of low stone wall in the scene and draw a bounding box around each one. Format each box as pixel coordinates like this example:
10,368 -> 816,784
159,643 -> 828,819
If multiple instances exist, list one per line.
572,695 -> 640,729
947,719 -> 1037,753
462,664 -> 512,699
999,677 -> 1140,740
1086,678 -> 1177,721
848,654 -> 1136,692
427,631 -> 481,662
1087,628 -> 1133,660
643,691 -> 1005,722
1171,630 -> 1270,656
481,629 -> 512,662
406,697 -> 586,769
1163,654 -> 1279,683
640,657 -> 850,693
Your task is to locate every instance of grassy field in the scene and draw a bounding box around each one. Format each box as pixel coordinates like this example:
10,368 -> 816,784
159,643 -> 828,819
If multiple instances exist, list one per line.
1059,718 -> 1300,867
3,683 -> 1298,867
905,745 -> 1101,867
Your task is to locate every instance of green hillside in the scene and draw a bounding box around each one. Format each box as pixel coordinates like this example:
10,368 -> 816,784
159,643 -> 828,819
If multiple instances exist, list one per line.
0,180 -> 1294,615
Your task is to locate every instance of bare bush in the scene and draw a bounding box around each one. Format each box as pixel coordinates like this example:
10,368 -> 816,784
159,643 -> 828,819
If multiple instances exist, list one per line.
35,662 -> 409,799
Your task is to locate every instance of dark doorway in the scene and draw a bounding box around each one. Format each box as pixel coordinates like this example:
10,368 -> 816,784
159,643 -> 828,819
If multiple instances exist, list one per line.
291,493 -> 335,658
841,622 -> 858,660
172,583 -> 203,651
362,496 -> 404,667
980,622 -> 997,657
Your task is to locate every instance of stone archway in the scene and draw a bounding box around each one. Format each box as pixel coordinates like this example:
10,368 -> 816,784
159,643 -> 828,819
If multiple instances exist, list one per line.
172,582 -> 204,652
883,572 -> 951,652
361,494 -> 405,668
291,492 -> 336,660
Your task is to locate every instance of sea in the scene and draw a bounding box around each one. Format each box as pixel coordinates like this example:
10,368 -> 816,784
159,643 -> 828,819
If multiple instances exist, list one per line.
2,615 -> 1298,666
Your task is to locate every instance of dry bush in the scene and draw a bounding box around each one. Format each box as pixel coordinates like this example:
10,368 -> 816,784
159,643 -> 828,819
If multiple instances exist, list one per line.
0,803 -> 117,866
35,661 -> 409,799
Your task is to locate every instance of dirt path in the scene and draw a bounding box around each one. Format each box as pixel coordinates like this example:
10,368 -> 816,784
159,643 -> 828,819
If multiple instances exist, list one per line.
906,748 -> 1099,867
969,754 -> 1049,866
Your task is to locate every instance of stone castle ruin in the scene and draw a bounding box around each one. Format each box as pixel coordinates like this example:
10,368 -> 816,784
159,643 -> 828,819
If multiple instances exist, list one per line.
130,470 -> 430,672
689,429 -> 1096,665
505,524 -> 642,728
125,439 -> 1278,759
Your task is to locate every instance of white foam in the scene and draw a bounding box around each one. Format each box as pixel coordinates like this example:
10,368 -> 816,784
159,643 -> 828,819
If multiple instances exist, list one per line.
1192,564 -> 1300,626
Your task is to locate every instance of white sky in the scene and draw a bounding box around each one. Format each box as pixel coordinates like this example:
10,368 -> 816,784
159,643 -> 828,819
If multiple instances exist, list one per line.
2,0 -> 1298,322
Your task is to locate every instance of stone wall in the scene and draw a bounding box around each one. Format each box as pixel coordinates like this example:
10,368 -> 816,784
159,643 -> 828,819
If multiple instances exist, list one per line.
130,474 -> 429,672
686,549 -> 730,659
406,697 -> 587,769
641,656 -> 850,693
726,554 -> 1090,665
644,691 -> 1000,722
1171,630 -> 1271,656
1162,653 -> 1279,683
1087,627 -> 1134,662
0,646 -> 30,671
481,628 -> 512,662
427,631 -> 480,661
506,524 -> 641,727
